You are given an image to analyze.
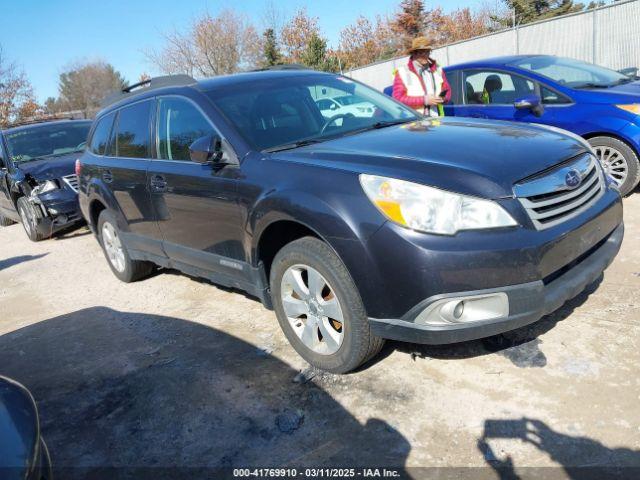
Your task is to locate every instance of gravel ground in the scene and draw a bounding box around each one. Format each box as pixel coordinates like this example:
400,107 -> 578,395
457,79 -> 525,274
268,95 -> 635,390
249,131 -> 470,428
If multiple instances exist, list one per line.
1,194 -> 639,479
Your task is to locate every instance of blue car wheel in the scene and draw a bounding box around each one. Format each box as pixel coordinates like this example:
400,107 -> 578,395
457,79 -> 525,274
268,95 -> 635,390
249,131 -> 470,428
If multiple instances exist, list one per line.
588,136 -> 640,196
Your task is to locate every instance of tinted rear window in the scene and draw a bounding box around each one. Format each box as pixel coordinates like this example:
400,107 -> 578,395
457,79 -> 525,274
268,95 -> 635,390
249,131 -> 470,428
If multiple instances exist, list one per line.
113,101 -> 152,158
90,113 -> 115,155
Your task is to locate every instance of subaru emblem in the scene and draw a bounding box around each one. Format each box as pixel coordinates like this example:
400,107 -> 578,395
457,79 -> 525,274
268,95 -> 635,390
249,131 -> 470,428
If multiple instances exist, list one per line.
565,169 -> 581,189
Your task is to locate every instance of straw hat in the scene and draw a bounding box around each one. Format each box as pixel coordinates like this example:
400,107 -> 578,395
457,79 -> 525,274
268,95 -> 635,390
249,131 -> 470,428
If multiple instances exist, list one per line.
407,36 -> 433,54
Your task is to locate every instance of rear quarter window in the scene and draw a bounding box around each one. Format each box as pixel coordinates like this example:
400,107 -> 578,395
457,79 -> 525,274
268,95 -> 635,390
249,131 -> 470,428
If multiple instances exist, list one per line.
90,113 -> 115,155
113,100 -> 152,158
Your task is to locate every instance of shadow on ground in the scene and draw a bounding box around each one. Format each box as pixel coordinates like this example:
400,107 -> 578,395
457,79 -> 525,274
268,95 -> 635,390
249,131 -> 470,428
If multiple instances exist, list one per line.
478,418 -> 640,480
0,253 -> 48,271
378,276 -> 603,369
0,307 -> 411,479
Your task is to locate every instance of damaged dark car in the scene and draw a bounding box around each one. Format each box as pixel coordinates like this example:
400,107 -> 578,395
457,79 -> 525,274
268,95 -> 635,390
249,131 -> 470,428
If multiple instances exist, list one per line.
0,119 -> 91,241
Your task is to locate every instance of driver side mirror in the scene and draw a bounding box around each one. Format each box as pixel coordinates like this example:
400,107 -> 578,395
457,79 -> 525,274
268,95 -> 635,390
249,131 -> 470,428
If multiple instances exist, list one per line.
514,94 -> 544,117
189,134 -> 223,164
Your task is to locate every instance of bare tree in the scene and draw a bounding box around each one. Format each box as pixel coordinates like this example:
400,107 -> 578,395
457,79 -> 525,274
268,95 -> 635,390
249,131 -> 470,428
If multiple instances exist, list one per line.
280,8 -> 321,64
339,15 -> 401,69
147,9 -> 261,77
55,60 -> 127,116
0,46 -> 39,127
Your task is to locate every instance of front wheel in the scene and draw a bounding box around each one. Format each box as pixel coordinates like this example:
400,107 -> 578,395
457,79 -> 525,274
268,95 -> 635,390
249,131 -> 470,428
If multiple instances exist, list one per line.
97,210 -> 154,282
589,136 -> 640,196
270,237 -> 384,373
16,197 -> 47,242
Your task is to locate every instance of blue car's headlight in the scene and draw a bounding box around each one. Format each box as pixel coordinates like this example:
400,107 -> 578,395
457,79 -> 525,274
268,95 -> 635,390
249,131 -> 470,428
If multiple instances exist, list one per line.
616,104 -> 640,115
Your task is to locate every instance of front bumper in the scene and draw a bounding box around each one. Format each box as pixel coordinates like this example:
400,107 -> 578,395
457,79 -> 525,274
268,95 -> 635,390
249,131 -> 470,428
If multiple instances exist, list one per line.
369,223 -> 623,344
32,190 -> 84,236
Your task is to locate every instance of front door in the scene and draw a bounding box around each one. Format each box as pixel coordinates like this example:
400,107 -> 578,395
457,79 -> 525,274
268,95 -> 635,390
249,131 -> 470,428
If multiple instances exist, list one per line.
455,70 -> 553,124
148,95 -> 245,278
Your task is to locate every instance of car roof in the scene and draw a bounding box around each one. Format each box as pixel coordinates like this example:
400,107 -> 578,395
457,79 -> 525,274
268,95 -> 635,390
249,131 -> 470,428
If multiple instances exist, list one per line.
445,54 -> 548,70
2,119 -> 92,135
197,69 -> 333,90
97,69 -> 337,117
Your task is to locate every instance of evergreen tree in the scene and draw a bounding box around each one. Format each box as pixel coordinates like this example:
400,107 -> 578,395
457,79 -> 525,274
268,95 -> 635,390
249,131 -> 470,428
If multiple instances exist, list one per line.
496,0 -> 585,27
262,28 -> 281,67
301,33 -> 338,72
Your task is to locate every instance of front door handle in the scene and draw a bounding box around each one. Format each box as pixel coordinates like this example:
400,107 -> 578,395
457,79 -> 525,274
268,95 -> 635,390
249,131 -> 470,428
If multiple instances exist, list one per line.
102,169 -> 113,183
150,174 -> 167,192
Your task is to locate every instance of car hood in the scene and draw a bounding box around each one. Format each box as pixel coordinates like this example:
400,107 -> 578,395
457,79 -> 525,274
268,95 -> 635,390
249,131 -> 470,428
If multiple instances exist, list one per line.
574,80 -> 640,102
275,118 -> 589,198
15,152 -> 79,181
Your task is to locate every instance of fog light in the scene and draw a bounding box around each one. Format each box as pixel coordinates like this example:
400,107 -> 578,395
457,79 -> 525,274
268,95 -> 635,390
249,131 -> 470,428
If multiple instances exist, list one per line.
415,292 -> 509,326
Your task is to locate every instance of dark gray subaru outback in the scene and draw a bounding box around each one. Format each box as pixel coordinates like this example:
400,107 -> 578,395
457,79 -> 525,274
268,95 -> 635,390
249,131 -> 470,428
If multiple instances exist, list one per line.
78,70 -> 623,372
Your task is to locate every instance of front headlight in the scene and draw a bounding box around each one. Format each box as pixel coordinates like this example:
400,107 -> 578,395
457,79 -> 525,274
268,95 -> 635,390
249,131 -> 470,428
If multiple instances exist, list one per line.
359,174 -> 517,235
616,104 -> 640,115
31,180 -> 59,195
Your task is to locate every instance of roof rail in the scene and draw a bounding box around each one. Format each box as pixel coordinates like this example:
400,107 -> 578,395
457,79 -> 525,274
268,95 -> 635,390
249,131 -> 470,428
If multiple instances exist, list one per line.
101,74 -> 196,108
6,110 -> 87,128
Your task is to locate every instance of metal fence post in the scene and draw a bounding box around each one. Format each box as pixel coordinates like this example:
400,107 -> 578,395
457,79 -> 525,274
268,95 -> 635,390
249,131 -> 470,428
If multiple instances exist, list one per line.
592,9 -> 598,64
446,45 -> 450,65
515,26 -> 520,55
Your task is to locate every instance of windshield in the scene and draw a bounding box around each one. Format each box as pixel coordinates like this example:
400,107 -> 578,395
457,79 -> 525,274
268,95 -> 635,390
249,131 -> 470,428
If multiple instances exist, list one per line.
207,74 -> 418,151
510,56 -> 631,89
5,122 -> 91,163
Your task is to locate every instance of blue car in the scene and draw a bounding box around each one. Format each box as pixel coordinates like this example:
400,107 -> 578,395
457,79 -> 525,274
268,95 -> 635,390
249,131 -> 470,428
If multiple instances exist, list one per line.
444,55 -> 640,196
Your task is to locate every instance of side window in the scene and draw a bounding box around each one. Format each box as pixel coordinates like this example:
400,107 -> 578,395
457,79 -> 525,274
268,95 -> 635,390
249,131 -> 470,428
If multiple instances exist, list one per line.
156,97 -> 214,161
464,71 -> 534,105
541,86 -> 571,105
113,101 -> 152,158
89,113 -> 115,155
446,70 -> 461,105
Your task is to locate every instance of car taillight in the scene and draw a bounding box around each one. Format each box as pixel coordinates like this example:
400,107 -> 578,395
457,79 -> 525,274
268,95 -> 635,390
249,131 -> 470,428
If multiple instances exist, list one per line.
75,158 -> 81,177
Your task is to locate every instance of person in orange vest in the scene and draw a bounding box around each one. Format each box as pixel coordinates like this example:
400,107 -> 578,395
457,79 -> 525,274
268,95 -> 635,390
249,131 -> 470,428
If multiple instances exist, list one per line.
392,37 -> 451,117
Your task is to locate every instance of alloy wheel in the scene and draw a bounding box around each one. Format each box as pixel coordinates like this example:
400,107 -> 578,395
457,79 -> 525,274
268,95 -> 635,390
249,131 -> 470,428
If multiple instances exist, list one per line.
280,264 -> 344,355
594,145 -> 628,187
101,222 -> 126,273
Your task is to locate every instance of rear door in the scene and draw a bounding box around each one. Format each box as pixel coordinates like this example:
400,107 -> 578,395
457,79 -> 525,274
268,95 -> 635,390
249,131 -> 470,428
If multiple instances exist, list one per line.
148,95 -> 245,276
0,136 -> 15,217
106,99 -> 163,254
455,69 -> 552,123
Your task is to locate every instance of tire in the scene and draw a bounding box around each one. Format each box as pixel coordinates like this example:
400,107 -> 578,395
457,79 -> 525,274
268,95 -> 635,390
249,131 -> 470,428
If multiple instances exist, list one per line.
588,136 -> 640,196
97,210 -> 154,282
0,215 -> 15,226
270,236 -> 384,373
16,197 -> 47,242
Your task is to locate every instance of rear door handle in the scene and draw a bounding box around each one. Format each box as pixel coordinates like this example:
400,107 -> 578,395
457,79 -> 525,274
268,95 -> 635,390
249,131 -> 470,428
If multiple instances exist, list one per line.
150,174 -> 167,192
102,169 -> 113,183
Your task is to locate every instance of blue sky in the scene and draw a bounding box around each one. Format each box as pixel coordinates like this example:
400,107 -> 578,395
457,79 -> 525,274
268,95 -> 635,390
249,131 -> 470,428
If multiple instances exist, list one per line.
1,0 -> 486,102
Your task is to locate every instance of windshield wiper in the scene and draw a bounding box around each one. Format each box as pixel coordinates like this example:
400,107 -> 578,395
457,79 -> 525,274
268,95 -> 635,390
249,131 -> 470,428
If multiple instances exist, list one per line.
614,77 -> 634,86
574,82 -> 613,89
264,138 -> 324,153
342,119 -> 413,137
369,119 -> 413,129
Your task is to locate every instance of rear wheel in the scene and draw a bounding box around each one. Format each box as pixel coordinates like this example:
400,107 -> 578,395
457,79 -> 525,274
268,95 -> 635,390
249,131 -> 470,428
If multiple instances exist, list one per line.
97,210 -> 154,282
589,136 -> 640,196
270,237 -> 384,373
16,197 -> 47,242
